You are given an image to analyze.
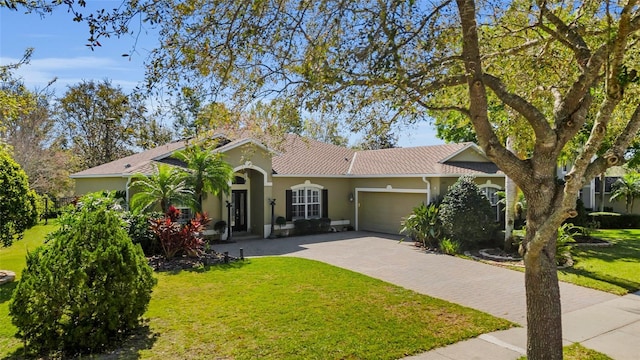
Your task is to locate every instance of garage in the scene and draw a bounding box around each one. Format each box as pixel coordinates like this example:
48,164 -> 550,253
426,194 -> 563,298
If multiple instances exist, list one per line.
357,191 -> 428,234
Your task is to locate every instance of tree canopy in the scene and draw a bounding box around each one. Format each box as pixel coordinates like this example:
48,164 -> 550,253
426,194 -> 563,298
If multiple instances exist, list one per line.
6,0 -> 640,358
173,144 -> 233,213
56,79 -> 171,169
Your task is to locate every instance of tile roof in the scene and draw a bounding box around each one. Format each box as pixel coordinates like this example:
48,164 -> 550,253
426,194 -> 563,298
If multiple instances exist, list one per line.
272,136 -> 500,176
272,135 -> 355,175
71,133 -> 501,178
71,140 -> 188,177
347,143 -> 470,175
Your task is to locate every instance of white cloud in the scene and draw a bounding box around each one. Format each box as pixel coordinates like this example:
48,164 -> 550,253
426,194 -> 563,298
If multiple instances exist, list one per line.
1,56 -> 144,93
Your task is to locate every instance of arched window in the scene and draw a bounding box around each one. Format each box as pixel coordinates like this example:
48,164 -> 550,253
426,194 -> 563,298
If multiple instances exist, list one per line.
286,182 -> 328,220
479,182 -> 502,221
481,186 -> 500,206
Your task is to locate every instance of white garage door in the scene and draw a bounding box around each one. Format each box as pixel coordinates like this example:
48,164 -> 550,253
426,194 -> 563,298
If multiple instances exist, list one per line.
358,192 -> 427,234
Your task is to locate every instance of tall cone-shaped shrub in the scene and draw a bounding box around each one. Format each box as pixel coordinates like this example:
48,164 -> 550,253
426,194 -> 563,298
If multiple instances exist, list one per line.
10,203 -> 156,355
438,175 -> 497,248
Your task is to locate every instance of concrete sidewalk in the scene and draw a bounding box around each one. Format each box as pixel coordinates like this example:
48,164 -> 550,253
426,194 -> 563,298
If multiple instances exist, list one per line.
213,231 -> 640,359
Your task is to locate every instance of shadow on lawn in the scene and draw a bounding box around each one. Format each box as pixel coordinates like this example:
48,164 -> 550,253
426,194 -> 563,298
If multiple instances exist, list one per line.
0,282 -> 17,304
559,266 -> 640,293
2,324 -> 158,360
574,237 -> 640,264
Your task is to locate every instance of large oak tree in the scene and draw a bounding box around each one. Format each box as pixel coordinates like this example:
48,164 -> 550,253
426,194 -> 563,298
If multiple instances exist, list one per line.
7,1 -> 640,359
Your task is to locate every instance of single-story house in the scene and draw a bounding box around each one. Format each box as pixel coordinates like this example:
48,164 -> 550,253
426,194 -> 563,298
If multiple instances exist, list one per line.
71,134 -> 508,237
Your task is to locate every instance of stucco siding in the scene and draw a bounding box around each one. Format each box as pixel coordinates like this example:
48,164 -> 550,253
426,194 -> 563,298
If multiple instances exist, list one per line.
75,177 -> 128,195
202,194 -> 224,226
223,145 -> 273,184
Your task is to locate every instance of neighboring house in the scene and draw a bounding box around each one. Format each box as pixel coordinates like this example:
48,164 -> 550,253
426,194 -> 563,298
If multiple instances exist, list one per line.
71,134 -> 505,237
557,163 -> 629,213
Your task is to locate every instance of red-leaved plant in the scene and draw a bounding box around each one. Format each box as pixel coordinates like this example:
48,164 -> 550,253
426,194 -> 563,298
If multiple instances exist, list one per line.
149,206 -> 211,259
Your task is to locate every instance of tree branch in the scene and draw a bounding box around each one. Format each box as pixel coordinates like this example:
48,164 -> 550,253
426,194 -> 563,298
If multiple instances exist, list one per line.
456,0 -> 531,185
538,2 -> 591,68
483,73 -> 552,142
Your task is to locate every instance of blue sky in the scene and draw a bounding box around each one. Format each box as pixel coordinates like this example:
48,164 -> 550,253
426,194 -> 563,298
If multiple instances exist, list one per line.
0,1 -> 443,147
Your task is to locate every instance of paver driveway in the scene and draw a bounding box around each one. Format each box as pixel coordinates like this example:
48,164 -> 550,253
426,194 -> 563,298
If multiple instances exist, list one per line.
213,231 -> 616,325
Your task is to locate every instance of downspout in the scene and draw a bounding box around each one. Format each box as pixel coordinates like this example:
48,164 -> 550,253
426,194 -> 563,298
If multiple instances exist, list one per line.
125,176 -> 132,211
422,177 -> 431,204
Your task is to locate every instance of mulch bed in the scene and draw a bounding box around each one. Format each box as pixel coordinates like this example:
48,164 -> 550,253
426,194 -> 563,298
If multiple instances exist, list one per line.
148,251 -> 240,272
571,235 -> 612,246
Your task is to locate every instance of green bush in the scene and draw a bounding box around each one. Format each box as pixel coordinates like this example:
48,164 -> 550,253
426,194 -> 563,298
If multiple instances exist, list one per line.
294,219 -> 311,235
588,212 -> 640,228
10,202 -> 156,355
309,218 -> 321,233
557,223 -> 576,266
564,198 -> 589,227
439,238 -> 461,255
149,206 -> 209,259
400,203 -> 441,248
438,175 -> 497,248
124,211 -> 162,255
319,217 -> 332,232
0,148 -> 39,246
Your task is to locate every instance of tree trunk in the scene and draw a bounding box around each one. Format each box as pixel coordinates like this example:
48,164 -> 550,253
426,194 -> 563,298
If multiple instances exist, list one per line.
504,137 -> 516,251
524,215 -> 563,359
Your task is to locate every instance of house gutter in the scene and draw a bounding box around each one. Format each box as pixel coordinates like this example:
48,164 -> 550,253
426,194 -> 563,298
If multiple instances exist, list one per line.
422,177 -> 432,204
125,176 -> 132,210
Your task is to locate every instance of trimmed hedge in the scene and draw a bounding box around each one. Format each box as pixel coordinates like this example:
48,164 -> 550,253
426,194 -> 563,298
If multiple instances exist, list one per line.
589,212 -> 640,229
293,218 -> 332,235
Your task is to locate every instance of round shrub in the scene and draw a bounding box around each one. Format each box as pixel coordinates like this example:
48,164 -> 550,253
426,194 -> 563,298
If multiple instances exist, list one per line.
0,148 -> 38,246
10,204 -> 156,355
438,175 -> 497,248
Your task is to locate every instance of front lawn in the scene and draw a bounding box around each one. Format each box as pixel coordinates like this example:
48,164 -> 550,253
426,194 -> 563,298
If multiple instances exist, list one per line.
0,223 -> 513,359
519,343 -> 613,360
558,229 -> 640,295
0,221 -> 59,353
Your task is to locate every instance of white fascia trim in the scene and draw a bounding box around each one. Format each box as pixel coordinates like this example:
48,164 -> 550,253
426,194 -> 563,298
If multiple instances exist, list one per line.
355,187 -> 429,193
233,164 -> 273,187
272,173 -> 505,179
438,143 -> 488,163
354,186 -> 430,231
70,174 -> 128,179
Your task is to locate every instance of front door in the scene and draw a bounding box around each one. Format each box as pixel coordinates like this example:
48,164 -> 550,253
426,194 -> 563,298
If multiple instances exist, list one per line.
232,190 -> 247,232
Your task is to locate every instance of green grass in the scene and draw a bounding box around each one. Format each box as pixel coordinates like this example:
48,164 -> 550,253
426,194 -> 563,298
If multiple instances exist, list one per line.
518,343 -> 613,360
557,229 -> 640,295
0,222 -> 513,359
564,343 -> 613,360
0,221 -> 59,354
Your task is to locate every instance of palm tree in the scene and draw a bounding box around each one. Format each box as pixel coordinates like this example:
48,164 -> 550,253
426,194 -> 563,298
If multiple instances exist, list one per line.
173,145 -> 233,212
130,163 -> 195,213
609,172 -> 640,213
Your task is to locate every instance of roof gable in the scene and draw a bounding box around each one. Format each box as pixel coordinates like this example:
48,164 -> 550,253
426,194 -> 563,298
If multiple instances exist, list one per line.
438,143 -> 489,163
